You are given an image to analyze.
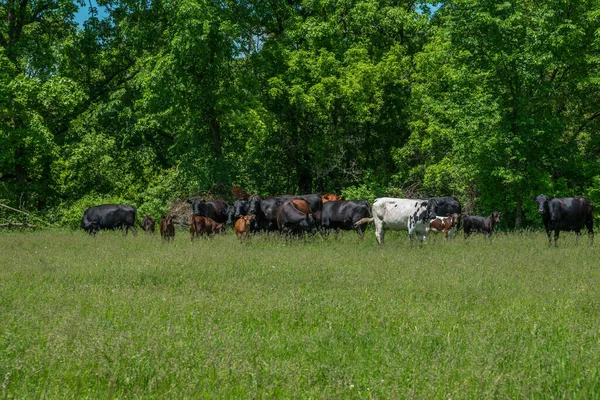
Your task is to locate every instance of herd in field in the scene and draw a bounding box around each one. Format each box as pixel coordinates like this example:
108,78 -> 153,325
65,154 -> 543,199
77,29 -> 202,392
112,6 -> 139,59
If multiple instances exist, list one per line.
80,186 -> 595,246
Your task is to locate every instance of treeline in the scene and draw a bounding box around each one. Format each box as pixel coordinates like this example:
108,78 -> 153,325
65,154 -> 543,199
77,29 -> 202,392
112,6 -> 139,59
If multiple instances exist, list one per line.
1,0 -> 600,228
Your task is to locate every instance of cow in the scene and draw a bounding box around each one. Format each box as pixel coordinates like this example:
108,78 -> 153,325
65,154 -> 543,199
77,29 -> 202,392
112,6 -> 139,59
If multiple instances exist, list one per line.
321,200 -> 372,237
277,199 -> 317,235
248,194 -> 323,231
426,197 -> 461,225
140,215 -> 155,233
189,215 -> 223,238
321,193 -> 343,203
186,199 -> 229,224
160,215 -> 175,241
354,198 -> 436,244
81,204 -> 137,235
428,213 -> 460,240
531,194 -> 594,246
189,215 -> 206,240
235,215 -> 256,239
462,212 -> 501,239
248,195 -> 287,232
225,205 -> 236,226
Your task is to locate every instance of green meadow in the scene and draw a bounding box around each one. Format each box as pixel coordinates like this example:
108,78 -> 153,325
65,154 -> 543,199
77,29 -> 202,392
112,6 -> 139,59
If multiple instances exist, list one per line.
1,229 -> 599,398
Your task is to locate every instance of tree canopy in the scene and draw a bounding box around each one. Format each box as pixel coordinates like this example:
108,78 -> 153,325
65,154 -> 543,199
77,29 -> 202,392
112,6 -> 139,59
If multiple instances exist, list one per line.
1,0 -> 600,228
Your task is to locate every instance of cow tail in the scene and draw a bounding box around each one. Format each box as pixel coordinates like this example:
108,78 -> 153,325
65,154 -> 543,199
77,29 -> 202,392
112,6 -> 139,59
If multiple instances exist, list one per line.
355,217 -> 374,227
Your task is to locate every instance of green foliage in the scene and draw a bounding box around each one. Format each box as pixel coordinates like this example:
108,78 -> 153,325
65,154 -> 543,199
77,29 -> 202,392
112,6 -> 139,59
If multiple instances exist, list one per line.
2,0 -> 600,228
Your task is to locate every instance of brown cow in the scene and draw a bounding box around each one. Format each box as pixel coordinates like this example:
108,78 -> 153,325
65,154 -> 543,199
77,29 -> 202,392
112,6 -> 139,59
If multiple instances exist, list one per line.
321,193 -> 342,203
160,215 -> 175,241
189,215 -> 206,240
189,215 -> 223,239
428,213 -> 460,240
140,215 -> 155,233
235,215 -> 255,239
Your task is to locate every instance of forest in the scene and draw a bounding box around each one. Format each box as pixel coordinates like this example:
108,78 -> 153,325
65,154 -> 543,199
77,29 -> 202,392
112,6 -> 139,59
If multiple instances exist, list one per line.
1,0 -> 600,229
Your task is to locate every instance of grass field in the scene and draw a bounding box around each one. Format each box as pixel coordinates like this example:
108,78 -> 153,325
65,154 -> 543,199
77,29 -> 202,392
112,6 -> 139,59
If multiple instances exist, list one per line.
1,229 -> 599,398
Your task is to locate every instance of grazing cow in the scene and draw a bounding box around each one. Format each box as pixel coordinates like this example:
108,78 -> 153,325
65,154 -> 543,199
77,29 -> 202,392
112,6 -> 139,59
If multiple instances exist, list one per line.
462,212 -> 501,238
235,215 -> 256,239
354,198 -> 436,244
531,194 -> 594,246
321,193 -> 343,203
186,199 -> 229,224
428,213 -> 460,240
140,215 -> 155,233
81,204 -> 137,235
277,199 -> 317,235
321,200 -> 372,237
160,215 -> 175,241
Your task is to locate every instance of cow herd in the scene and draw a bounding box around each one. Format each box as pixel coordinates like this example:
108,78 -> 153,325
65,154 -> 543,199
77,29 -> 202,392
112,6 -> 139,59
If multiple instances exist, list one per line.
80,193 -> 595,246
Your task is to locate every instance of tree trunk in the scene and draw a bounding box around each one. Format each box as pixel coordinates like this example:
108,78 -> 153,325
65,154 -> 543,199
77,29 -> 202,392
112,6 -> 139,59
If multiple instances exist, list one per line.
515,195 -> 523,229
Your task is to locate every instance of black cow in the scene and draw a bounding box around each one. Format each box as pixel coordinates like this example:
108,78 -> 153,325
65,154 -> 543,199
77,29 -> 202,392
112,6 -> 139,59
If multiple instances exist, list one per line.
531,194 -> 594,246
186,199 -> 229,224
233,199 -> 250,219
321,200 -> 372,237
277,199 -> 317,235
225,205 -> 236,226
427,196 -> 462,216
463,211 -> 501,238
247,195 -> 285,231
282,194 -> 323,226
248,194 -> 323,231
81,204 -> 137,235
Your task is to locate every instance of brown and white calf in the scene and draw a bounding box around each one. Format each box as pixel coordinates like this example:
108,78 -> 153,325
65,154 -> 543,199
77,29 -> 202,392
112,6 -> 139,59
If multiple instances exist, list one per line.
428,213 -> 460,240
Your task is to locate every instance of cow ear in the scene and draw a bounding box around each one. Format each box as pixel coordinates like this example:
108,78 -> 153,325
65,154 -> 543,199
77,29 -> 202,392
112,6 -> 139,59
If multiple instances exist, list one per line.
548,196 -> 554,201
530,196 -> 536,201
421,201 -> 428,207
186,199 -> 192,204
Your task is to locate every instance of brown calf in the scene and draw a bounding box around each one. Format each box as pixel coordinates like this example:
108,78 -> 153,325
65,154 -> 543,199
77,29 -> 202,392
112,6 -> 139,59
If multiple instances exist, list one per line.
140,215 -> 155,233
428,213 -> 460,240
189,215 -> 223,239
235,215 -> 255,239
160,215 -> 175,241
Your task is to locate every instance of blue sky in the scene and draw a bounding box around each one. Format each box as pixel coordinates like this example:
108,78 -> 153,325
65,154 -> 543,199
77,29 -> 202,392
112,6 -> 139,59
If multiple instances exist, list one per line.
73,0 -> 108,26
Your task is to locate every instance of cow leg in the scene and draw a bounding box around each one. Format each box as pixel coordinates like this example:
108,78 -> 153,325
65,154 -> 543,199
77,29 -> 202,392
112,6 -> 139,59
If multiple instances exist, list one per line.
554,229 -> 560,247
355,224 -> 365,238
375,226 -> 385,244
546,229 -> 552,246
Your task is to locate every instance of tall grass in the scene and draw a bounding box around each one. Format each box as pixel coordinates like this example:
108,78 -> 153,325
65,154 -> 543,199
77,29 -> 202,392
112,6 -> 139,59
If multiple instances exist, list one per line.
1,229 -> 599,398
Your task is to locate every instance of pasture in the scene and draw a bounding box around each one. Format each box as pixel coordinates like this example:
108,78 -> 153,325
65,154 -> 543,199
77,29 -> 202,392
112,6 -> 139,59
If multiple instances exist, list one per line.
1,229 -> 599,398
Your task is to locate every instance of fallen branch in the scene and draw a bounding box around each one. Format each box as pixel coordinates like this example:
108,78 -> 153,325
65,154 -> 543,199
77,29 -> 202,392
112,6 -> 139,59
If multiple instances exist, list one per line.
0,203 -> 51,226
0,222 -> 37,228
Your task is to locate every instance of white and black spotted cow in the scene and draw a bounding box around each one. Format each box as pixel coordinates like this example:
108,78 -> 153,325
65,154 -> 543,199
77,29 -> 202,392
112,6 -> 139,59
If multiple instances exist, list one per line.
355,197 -> 435,245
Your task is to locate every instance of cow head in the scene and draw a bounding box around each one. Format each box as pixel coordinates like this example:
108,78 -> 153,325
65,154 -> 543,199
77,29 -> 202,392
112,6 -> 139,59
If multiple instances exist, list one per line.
225,205 -> 235,225
187,199 -> 206,215
247,195 -> 261,216
233,199 -> 249,219
531,194 -> 552,215
492,211 -> 502,223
